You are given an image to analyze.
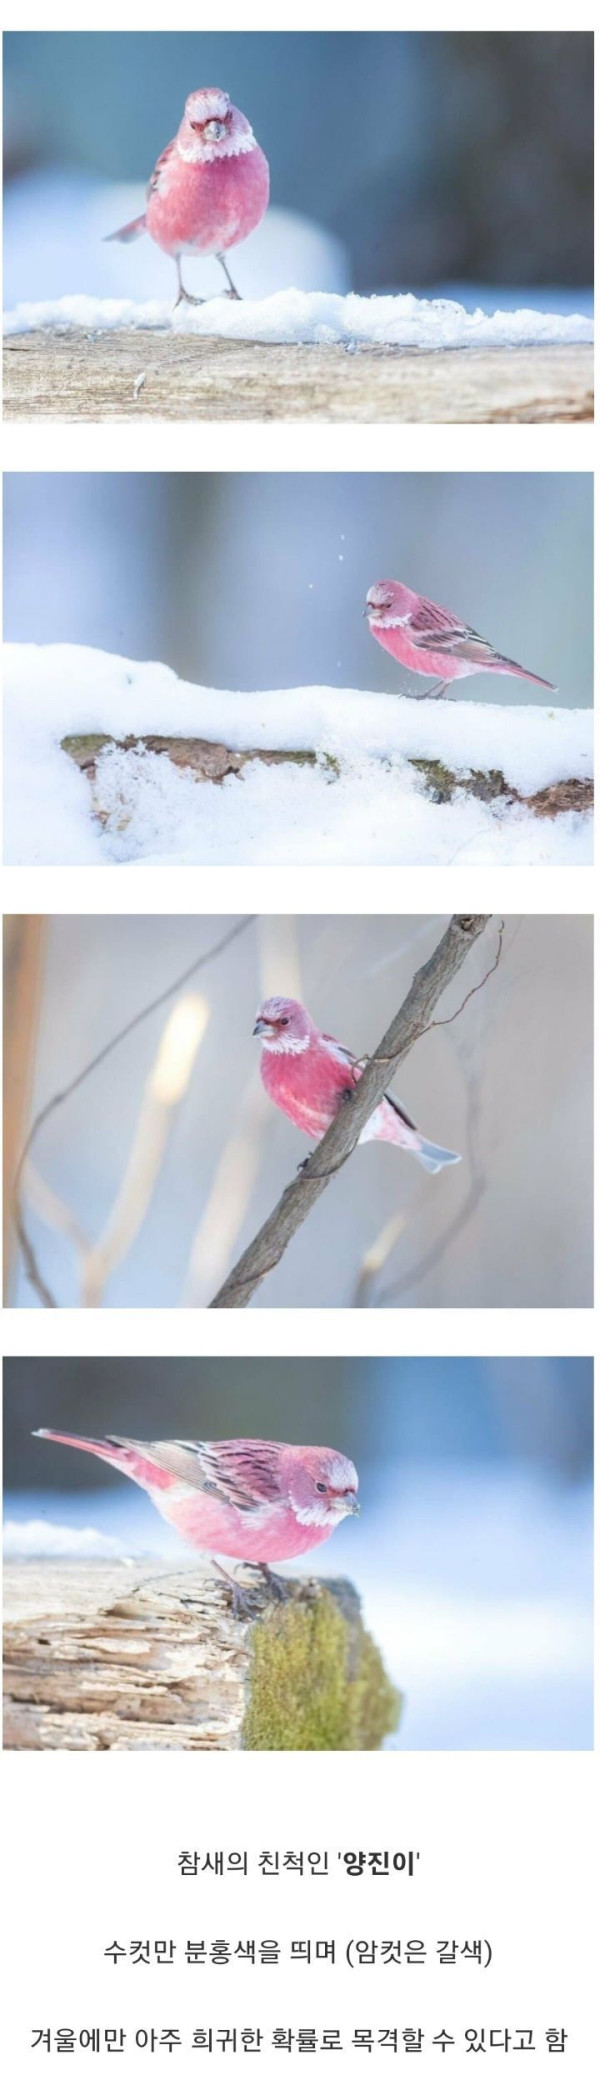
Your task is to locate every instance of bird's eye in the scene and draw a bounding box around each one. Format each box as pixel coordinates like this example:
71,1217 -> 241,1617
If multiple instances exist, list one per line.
316,1481 -> 328,1494
279,1017 -> 289,1026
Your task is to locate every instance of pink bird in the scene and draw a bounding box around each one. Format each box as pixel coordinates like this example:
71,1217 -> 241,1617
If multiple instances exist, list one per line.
254,997 -> 460,1173
106,88 -> 269,305
33,1432 -> 359,1611
365,580 -> 557,701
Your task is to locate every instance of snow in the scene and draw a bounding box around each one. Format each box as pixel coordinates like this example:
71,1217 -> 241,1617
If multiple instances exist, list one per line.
4,643 -> 592,869
3,286 -> 593,349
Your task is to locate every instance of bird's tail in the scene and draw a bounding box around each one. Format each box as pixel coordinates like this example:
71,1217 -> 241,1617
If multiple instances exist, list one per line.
104,214 -> 147,244
417,1140 -> 462,1175
496,654 -> 557,691
33,1428 -> 130,1474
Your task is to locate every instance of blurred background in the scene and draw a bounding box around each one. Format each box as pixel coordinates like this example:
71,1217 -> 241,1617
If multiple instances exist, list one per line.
3,1355 -> 594,1750
4,32 -> 593,308
4,474 -> 592,704
4,914 -> 593,1310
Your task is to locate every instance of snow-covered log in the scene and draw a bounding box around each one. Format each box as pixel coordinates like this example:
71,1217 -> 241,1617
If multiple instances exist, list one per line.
3,1561 -> 400,1753
3,287 -> 593,420
5,645 -> 593,867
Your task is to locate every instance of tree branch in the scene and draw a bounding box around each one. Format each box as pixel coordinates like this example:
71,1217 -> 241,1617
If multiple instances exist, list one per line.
210,914 -> 491,1309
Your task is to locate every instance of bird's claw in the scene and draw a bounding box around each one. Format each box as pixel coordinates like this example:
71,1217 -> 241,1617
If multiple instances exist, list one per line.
173,290 -> 206,309
229,1580 -> 261,1621
296,1155 -> 312,1174
258,1566 -> 290,1606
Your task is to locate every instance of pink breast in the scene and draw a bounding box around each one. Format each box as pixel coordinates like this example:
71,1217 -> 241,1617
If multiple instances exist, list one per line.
159,1490 -> 324,1565
147,146 -> 270,257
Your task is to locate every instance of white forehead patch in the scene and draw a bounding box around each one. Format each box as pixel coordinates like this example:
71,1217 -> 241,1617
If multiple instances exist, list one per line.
188,88 -> 231,121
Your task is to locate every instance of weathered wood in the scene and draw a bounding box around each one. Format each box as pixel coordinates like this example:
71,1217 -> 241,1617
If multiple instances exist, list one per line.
4,332 -> 593,422
60,733 -> 593,823
3,1561 -> 400,1753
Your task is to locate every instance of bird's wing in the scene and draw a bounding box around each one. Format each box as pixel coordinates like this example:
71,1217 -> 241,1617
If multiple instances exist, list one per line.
382,1090 -> 419,1131
108,1437 -> 284,1506
320,1035 -> 418,1130
147,138 -> 178,199
408,599 -> 495,664
320,1033 -> 362,1076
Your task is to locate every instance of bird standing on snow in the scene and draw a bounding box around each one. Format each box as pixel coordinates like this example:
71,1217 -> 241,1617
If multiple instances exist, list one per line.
254,997 -> 460,1173
33,1432 -> 359,1608
365,580 -> 557,701
106,88 -> 270,305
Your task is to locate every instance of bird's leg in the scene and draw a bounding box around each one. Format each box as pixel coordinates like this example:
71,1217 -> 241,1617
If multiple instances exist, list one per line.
256,1563 -> 290,1605
210,1556 -> 259,1619
173,256 -> 206,308
417,680 -> 450,701
217,251 -> 242,300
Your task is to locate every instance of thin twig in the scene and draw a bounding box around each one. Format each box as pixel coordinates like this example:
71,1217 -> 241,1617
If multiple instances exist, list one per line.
13,916 -> 253,1308
210,914 -> 493,1309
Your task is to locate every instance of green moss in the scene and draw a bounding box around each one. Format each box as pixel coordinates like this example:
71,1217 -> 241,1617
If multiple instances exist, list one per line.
409,757 -> 512,805
242,1587 -> 401,1752
410,757 -> 456,802
61,733 -> 112,770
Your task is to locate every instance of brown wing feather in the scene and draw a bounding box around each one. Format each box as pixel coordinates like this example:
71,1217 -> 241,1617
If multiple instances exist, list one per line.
147,139 -> 178,199
410,607 -> 495,662
110,1438 -> 285,1508
320,1034 -> 418,1131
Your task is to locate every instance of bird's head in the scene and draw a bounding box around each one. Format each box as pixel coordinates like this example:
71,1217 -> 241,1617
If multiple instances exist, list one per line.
253,995 -> 313,1056
365,580 -> 412,628
282,1446 -> 360,1529
182,88 -> 252,156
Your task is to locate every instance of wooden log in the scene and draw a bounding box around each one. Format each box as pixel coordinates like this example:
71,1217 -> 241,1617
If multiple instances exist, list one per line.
3,1561 -> 401,1753
4,332 -> 593,423
61,732 -> 593,823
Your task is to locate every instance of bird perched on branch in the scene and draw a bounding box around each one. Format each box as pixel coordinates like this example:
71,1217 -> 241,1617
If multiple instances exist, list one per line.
106,88 -> 269,305
254,997 -> 460,1173
365,579 -> 557,701
33,1433 -> 359,1611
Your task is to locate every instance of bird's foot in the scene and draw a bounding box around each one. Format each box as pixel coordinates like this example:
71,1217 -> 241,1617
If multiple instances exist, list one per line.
257,1564 -> 290,1606
211,1557 -> 261,1619
229,1580 -> 261,1620
216,254 -> 242,300
296,1154 -> 312,1175
222,287 -> 242,301
173,288 -> 206,309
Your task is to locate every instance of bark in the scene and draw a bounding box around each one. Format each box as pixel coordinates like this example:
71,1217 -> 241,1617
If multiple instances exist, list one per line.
211,914 -> 489,1308
4,333 -> 593,423
3,1561 -> 400,1753
61,736 -> 593,822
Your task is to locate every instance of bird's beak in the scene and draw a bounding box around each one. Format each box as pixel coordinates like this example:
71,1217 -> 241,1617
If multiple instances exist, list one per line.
363,605 -> 370,618
253,1017 -> 268,1036
348,1497 -> 360,1515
